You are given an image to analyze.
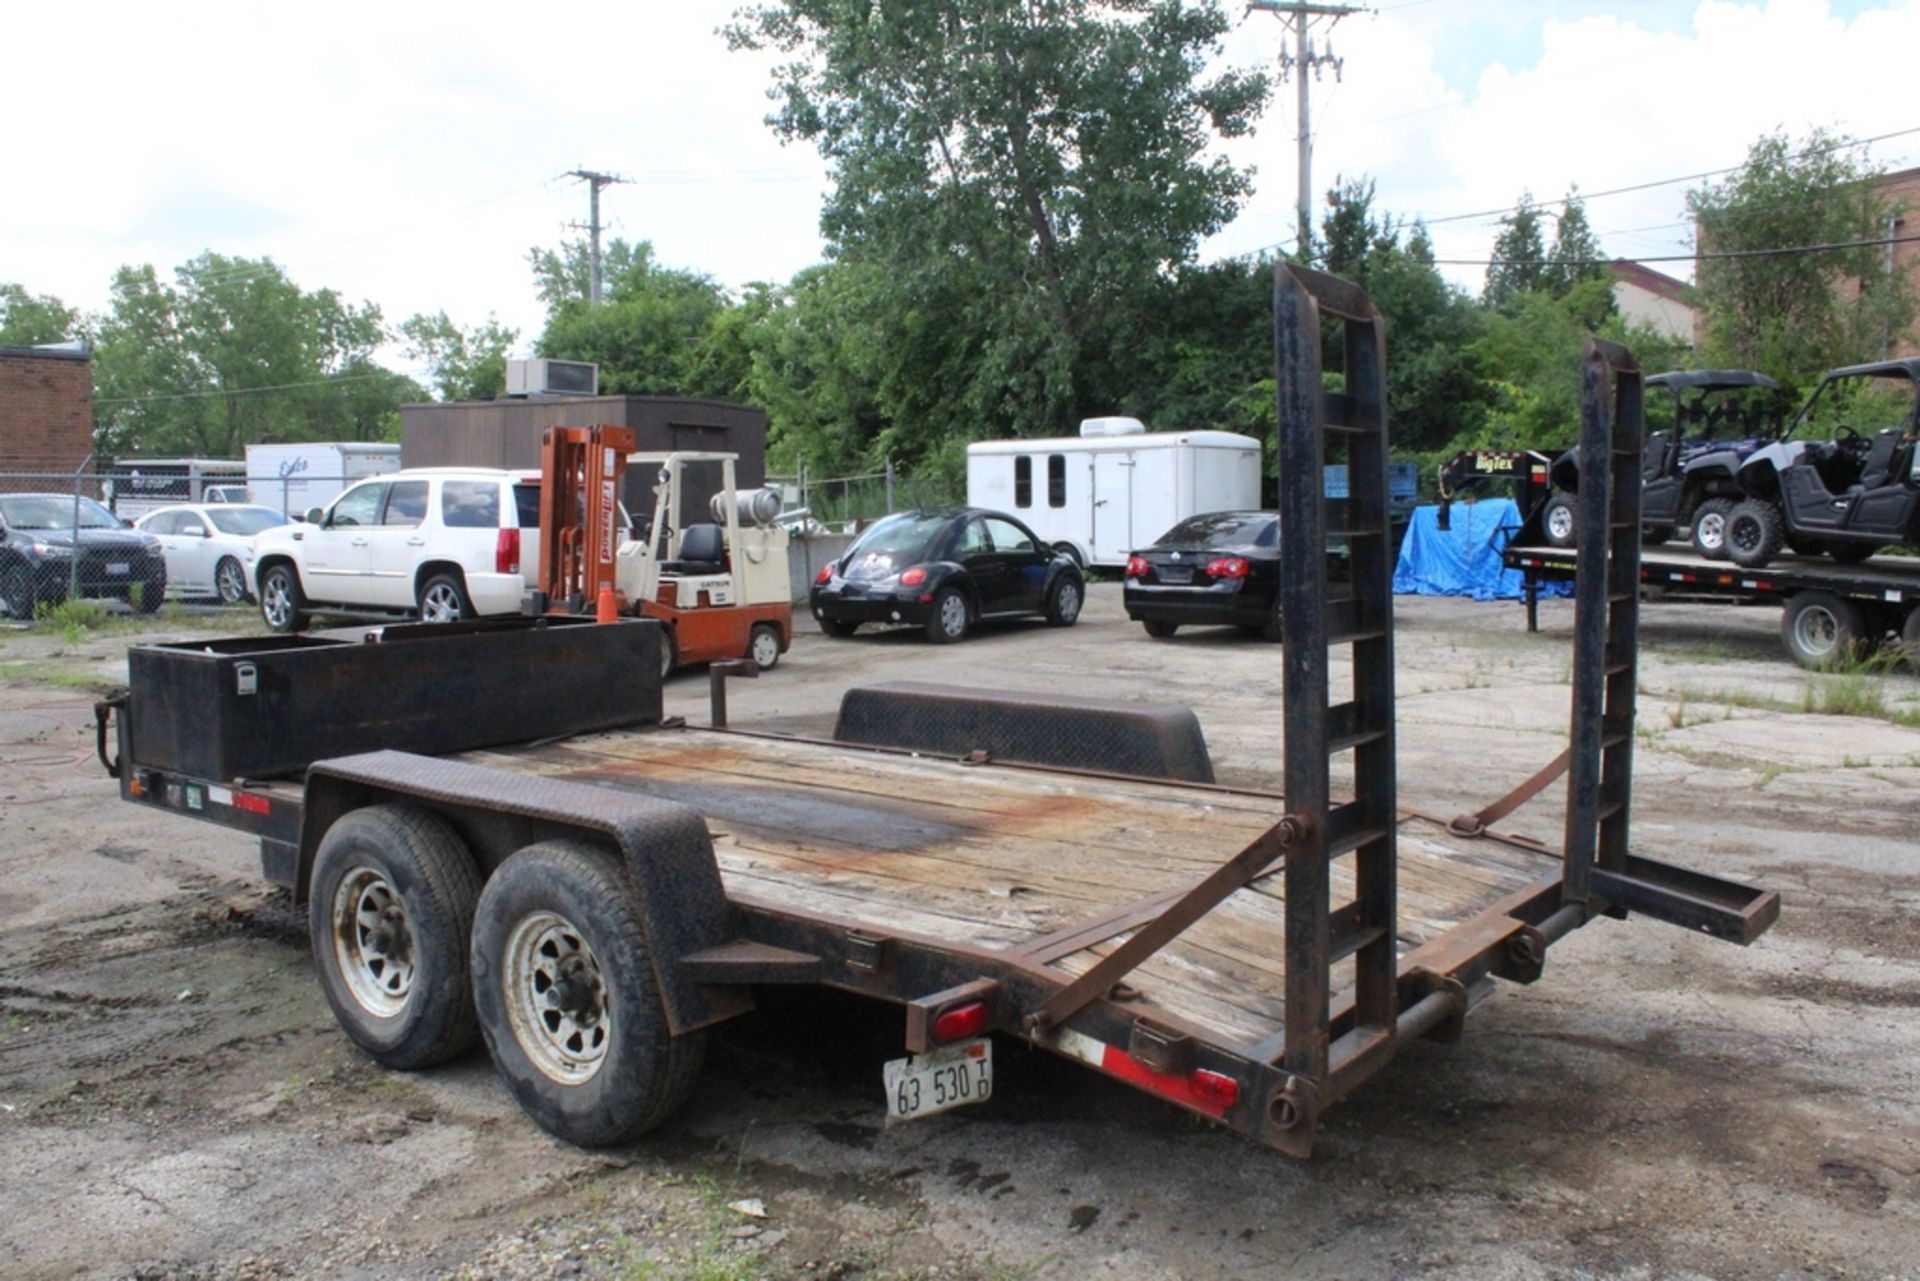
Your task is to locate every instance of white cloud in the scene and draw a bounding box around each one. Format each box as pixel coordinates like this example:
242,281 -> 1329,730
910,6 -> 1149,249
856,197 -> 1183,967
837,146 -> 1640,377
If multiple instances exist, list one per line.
2,0 -> 1915,366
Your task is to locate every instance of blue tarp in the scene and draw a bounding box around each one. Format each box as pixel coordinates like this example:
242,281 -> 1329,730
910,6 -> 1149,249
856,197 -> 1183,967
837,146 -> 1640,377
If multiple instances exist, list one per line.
1392,499 -> 1571,601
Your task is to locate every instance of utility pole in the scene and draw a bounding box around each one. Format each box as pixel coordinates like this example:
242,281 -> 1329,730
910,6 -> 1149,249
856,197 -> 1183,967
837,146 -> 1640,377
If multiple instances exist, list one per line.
1248,3 -> 1364,262
566,168 -> 628,305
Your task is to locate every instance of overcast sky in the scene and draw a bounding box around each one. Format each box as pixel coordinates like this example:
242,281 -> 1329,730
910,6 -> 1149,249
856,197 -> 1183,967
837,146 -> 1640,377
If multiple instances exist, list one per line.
4,1 -> 1916,378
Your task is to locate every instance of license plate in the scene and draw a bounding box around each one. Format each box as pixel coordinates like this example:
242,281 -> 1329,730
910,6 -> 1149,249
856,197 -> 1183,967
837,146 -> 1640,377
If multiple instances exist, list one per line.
883,1038 -> 991,1122
106,562 -> 130,575
1158,566 -> 1192,584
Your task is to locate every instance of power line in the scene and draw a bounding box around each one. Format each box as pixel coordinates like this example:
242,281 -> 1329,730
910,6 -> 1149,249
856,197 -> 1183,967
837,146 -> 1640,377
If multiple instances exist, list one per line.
566,168 -> 629,306
1248,2 -> 1366,260
1436,231 -> 1920,270
94,370 -> 405,408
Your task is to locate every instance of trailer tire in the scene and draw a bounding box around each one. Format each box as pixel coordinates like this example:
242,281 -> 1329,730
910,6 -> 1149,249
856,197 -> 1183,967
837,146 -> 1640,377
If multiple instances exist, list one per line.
1142,620 -> 1179,639
1642,525 -> 1674,546
470,838 -> 705,1147
1827,542 -> 1879,565
1542,492 -> 1577,548
1726,499 -> 1784,569
1689,498 -> 1735,560
309,804 -> 481,1070
1781,591 -> 1871,670
1902,605 -> 1920,674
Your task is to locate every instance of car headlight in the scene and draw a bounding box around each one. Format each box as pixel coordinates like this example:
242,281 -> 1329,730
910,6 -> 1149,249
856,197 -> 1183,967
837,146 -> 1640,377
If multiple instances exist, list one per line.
145,543 -> 165,557
30,542 -> 71,558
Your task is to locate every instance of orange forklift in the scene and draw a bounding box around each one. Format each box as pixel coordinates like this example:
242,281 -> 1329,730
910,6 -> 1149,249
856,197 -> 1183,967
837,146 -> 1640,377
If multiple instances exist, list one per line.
534,425 -> 792,674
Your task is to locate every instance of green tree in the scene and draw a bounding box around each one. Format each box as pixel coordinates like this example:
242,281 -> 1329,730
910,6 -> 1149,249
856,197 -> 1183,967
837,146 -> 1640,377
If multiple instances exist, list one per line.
92,253 -> 413,458
400,310 -> 518,401
726,0 -> 1268,464
1689,127 -> 1916,393
1542,188 -> 1607,298
0,283 -> 79,346
1484,193 -> 1547,308
528,238 -> 736,399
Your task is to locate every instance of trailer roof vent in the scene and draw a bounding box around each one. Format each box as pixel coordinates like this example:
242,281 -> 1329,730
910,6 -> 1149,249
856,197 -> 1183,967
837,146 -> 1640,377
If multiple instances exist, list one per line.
1079,416 -> 1147,437
505,358 -> 599,398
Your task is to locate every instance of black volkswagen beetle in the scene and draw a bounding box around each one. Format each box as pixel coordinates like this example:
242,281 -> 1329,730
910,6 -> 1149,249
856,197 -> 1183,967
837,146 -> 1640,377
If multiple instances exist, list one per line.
810,507 -> 1084,643
1123,510 -> 1281,639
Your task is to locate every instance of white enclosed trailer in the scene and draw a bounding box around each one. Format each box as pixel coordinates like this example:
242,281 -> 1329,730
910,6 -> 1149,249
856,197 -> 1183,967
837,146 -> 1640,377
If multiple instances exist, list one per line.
245,442 -> 401,516
965,418 -> 1262,567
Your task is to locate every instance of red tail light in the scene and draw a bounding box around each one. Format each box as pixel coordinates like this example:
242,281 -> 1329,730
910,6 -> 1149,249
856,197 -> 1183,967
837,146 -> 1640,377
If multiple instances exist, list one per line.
496,528 -> 520,575
1205,556 -> 1248,580
816,563 -> 834,584
1125,554 -> 1149,578
1189,1068 -> 1239,1109
932,1000 -> 988,1043
900,566 -> 928,587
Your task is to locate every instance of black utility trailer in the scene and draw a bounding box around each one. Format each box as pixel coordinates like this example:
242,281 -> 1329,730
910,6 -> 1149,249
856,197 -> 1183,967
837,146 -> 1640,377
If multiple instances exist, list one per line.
96,269 -> 1778,1157
1506,541 -> 1920,669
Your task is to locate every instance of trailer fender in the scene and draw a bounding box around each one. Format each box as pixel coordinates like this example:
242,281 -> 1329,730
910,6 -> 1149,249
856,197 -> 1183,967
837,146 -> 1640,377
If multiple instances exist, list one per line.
298,749 -> 749,1035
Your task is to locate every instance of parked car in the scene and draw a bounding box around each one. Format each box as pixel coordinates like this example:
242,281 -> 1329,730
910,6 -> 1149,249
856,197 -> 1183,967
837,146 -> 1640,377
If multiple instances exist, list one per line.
809,507 -> 1084,643
134,503 -> 288,604
0,493 -> 167,618
250,468 -> 541,633
1123,510 -> 1281,639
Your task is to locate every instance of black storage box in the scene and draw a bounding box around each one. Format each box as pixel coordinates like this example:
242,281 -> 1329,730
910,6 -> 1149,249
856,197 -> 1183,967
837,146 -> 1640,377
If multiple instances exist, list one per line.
128,616 -> 663,781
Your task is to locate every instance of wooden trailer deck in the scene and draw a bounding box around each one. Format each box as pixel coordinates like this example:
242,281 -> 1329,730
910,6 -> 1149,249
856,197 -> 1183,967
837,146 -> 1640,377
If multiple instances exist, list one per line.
457,726 -> 1562,1049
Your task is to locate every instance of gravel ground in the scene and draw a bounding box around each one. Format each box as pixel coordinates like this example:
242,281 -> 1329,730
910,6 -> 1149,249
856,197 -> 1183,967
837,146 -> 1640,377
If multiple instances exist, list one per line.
1,586 -> 1915,1280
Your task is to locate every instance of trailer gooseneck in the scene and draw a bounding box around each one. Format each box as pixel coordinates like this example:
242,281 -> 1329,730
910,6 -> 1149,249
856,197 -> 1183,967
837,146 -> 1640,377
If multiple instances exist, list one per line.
97,266 -> 1778,1157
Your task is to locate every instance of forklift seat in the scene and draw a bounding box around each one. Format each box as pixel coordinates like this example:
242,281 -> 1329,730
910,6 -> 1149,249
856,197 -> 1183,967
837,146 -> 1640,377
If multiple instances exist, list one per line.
660,523 -> 726,576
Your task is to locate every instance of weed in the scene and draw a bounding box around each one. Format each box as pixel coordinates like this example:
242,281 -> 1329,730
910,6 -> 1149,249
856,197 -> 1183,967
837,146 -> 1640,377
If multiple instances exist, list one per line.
1810,675 -> 1890,719
33,598 -> 109,642
1754,765 -> 1784,789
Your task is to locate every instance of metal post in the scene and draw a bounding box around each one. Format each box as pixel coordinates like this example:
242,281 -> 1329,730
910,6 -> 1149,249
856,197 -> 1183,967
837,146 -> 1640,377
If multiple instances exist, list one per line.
69,453 -> 93,604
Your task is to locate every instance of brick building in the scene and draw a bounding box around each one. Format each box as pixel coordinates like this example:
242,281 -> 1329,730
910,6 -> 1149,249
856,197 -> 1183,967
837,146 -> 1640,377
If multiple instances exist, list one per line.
1872,165 -> 1919,359
0,345 -> 93,473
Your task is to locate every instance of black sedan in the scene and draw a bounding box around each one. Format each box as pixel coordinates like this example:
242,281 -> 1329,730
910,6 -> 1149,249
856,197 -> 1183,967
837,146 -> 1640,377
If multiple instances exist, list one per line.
0,493 -> 168,619
1123,510 -> 1280,639
810,508 -> 1084,643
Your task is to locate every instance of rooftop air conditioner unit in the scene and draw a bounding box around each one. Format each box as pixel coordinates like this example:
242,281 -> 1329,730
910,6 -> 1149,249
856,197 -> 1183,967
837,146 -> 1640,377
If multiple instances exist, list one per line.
505,358 -> 599,397
1079,415 -> 1147,437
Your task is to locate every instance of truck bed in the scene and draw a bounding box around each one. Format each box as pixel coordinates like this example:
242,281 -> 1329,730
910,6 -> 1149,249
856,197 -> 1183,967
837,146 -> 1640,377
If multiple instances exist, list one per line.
449,726 -> 1559,1048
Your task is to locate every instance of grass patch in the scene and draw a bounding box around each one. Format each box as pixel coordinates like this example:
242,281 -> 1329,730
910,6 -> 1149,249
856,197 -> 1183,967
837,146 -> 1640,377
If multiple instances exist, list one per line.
1806,674 -> 1890,718
33,598 -> 110,642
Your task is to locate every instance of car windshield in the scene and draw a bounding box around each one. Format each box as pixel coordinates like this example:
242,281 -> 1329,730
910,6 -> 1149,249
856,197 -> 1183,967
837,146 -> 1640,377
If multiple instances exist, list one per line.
205,507 -> 287,536
0,495 -> 121,530
1155,512 -> 1277,548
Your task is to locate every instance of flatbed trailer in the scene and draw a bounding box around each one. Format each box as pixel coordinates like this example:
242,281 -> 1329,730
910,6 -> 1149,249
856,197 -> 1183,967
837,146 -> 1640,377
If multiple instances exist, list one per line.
1505,541 -> 1920,669
95,269 -> 1779,1158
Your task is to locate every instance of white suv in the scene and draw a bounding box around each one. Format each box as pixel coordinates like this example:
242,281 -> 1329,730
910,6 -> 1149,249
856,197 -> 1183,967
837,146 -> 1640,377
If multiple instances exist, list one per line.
251,468 -> 540,632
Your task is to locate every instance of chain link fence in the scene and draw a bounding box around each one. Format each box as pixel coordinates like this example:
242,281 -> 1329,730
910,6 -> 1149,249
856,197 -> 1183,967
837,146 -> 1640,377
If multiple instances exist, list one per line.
768,460 -> 961,532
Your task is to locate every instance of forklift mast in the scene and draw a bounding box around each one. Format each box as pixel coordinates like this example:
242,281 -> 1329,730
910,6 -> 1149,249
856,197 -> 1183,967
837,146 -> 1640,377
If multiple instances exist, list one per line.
538,425 -> 636,613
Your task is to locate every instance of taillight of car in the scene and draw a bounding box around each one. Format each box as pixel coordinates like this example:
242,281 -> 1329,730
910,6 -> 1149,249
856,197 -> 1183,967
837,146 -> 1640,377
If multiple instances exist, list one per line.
1125,554 -> 1149,578
497,528 -> 520,575
900,566 -> 927,587
1206,556 -> 1249,580
816,563 -> 834,584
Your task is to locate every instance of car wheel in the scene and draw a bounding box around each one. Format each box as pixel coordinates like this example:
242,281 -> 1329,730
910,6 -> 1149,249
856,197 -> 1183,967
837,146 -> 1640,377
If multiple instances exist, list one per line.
1782,591 -> 1872,670
1044,574 -> 1083,626
259,563 -> 310,634
1541,492 -> 1577,548
1,564 -> 34,620
925,587 -> 969,644
308,804 -> 482,1069
215,556 -> 251,605
132,573 -> 166,614
749,622 -> 782,671
1260,596 -> 1285,643
1142,620 -> 1179,639
418,572 -> 475,624
1725,499 -> 1784,569
818,616 -> 859,638
470,839 -> 707,1146
1689,498 -> 1735,560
